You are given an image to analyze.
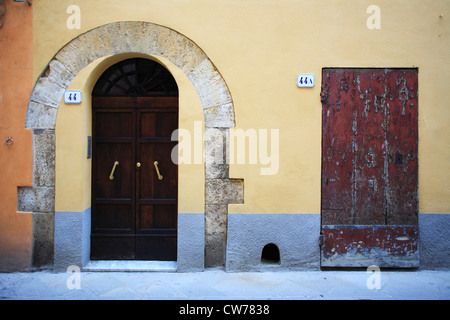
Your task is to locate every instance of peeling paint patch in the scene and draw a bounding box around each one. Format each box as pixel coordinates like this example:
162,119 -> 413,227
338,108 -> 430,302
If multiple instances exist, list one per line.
321,225 -> 419,268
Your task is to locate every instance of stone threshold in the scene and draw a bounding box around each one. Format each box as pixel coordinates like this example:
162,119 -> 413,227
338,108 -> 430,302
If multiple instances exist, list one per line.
83,260 -> 177,272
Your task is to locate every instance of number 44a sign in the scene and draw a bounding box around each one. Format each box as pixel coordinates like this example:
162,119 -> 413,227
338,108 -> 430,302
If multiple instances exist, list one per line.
297,74 -> 315,88
64,90 -> 82,104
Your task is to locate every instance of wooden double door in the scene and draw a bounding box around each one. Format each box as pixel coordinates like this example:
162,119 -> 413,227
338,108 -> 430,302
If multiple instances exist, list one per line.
91,96 -> 178,260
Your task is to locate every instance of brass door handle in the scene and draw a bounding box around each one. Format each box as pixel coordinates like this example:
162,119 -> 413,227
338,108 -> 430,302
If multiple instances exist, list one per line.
109,161 -> 119,180
153,161 -> 163,180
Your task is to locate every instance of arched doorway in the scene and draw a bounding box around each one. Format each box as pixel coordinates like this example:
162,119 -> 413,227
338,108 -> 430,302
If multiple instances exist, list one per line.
22,21 -> 243,271
90,58 -> 179,260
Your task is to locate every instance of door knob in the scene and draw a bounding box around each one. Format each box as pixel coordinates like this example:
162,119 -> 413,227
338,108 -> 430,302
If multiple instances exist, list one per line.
136,162 -> 141,168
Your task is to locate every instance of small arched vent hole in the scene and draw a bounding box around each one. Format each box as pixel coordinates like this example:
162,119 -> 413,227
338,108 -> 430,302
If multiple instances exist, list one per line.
261,243 -> 280,264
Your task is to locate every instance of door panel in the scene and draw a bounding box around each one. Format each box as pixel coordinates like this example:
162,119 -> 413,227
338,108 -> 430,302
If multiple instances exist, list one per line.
386,71 -> 419,225
135,106 -> 178,260
93,142 -> 134,199
321,68 -> 419,268
137,204 -> 178,230
139,111 -> 178,138
136,236 -> 177,261
91,236 -> 136,260
94,111 -> 134,138
94,203 -> 133,231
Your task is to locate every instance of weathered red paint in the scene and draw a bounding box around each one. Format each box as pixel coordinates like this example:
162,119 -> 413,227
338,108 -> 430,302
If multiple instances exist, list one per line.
321,226 -> 419,268
321,68 -> 419,267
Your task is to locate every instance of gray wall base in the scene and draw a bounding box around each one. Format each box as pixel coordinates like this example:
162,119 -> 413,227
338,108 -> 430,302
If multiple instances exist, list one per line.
54,210 -> 205,272
226,213 -> 321,272
177,213 -> 205,272
54,209 -> 90,272
53,211 -> 450,272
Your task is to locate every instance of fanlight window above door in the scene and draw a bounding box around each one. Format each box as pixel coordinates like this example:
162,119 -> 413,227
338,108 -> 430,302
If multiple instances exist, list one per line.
92,58 -> 178,97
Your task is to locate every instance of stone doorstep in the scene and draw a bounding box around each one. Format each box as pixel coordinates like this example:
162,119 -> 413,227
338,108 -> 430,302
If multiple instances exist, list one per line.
83,260 -> 178,272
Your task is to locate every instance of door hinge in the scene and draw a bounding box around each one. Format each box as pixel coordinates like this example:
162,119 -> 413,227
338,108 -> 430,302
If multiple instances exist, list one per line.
320,89 -> 329,102
319,233 -> 325,247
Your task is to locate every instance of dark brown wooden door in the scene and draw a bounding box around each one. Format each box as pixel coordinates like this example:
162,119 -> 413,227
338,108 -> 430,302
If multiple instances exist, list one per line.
320,68 -> 419,268
91,96 -> 178,260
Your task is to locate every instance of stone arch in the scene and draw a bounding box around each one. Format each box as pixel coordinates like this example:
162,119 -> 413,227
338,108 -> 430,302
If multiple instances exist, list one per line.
20,21 -> 243,269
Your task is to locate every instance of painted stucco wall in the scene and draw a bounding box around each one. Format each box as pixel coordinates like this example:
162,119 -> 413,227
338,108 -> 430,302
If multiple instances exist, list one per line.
1,0 -> 449,271
32,0 -> 449,216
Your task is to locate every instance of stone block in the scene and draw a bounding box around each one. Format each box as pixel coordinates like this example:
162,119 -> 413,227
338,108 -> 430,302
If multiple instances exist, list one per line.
30,59 -> 73,109
205,163 -> 229,180
204,103 -> 235,128
205,128 -> 229,179
205,205 -> 228,235
55,33 -> 105,76
205,205 -> 228,267
188,59 -> 233,110
153,25 -> 207,75
42,59 -> 74,89
205,178 -> 244,205
55,33 -> 97,76
17,187 -> 35,212
25,101 -> 58,130
103,21 -> 153,56
17,186 -> 55,213
32,212 -> 54,268
33,129 -> 55,187
29,77 -> 65,109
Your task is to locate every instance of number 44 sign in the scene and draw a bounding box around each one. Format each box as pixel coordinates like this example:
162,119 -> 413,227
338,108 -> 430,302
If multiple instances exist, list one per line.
297,74 -> 315,88
64,90 -> 82,104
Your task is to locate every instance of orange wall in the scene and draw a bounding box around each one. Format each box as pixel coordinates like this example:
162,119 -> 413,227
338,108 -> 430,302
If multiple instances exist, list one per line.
0,0 -> 33,271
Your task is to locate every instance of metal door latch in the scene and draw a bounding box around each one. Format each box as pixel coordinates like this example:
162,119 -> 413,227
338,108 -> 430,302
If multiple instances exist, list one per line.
319,233 -> 325,247
109,161 -> 119,180
153,161 -> 163,180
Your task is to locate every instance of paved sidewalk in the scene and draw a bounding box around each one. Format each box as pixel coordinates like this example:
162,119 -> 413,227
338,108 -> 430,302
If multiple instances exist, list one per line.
0,269 -> 449,300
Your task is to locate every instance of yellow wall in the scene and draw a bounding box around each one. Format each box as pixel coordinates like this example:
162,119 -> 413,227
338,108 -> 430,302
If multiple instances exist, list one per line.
37,0 -> 450,215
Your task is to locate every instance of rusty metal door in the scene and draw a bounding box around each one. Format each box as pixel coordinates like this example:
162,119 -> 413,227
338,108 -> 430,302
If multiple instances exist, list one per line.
320,68 -> 419,268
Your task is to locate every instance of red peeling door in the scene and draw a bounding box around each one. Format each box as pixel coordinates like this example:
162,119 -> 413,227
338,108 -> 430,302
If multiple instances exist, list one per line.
320,68 -> 419,268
